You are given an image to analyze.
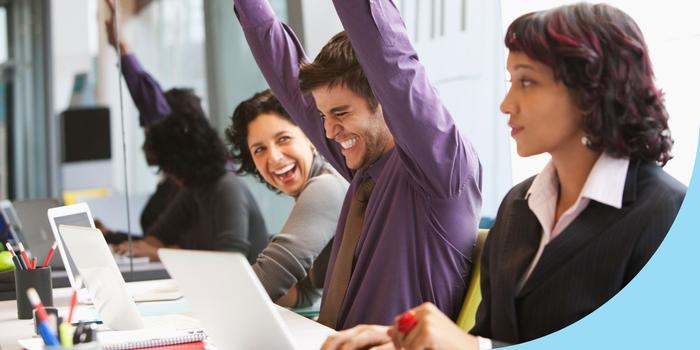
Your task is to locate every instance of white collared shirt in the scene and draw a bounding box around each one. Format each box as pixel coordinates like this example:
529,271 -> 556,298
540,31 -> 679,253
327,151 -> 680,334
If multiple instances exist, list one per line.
478,153 -> 629,350
518,153 -> 629,290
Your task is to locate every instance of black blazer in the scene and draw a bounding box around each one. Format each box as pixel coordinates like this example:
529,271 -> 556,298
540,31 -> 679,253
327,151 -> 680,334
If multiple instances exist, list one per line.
471,160 -> 686,345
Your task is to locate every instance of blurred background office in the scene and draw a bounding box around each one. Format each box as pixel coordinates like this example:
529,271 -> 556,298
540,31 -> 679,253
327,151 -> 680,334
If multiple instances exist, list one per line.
1,0 -> 697,236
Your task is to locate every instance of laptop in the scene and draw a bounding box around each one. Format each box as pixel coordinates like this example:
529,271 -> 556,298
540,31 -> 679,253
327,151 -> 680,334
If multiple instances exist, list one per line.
47,203 -> 96,289
9,198 -> 63,268
58,225 -> 144,330
0,200 -> 24,244
158,249 -> 335,349
47,203 -> 151,291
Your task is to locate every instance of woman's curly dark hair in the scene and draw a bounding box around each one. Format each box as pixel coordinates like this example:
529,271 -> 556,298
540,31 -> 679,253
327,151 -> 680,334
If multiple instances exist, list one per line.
505,3 -> 673,165
225,90 -> 297,191
145,109 -> 227,188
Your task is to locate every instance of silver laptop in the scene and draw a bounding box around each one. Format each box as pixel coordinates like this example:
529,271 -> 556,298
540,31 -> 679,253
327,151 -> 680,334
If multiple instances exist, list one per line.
10,198 -> 63,268
158,249 -> 307,349
59,225 -> 144,331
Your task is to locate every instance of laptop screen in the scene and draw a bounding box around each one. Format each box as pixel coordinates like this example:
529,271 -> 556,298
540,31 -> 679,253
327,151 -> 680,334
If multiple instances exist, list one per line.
52,212 -> 92,284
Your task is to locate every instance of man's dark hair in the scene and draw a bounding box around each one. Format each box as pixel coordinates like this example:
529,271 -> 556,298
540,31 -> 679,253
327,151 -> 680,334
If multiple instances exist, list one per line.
299,31 -> 378,111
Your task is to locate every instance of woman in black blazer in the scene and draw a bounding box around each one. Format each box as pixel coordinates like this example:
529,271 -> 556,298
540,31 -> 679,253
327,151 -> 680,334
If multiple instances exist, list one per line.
320,3 -> 686,350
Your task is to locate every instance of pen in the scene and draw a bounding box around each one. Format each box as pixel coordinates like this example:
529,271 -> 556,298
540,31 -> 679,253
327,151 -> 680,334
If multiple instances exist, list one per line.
30,257 -> 37,270
17,242 -> 32,269
59,321 -> 73,347
26,288 -> 60,346
5,242 -> 25,270
67,279 -> 79,324
397,311 -> 417,334
5,243 -> 23,270
42,241 -> 58,268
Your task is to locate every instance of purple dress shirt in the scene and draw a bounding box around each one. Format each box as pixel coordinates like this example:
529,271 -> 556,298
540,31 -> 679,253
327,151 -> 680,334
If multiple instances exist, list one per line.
120,53 -> 171,126
234,0 -> 482,329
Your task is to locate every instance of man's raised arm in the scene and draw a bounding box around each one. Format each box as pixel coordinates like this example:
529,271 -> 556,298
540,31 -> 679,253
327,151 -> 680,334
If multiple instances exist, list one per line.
233,0 -> 350,179
332,0 -> 481,198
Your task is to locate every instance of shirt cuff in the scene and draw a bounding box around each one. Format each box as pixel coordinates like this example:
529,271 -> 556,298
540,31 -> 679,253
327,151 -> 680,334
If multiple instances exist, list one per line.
233,0 -> 277,29
478,336 -> 493,350
120,53 -> 142,75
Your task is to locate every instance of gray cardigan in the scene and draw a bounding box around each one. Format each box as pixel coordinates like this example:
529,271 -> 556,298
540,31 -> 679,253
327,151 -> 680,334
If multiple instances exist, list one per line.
252,157 -> 348,307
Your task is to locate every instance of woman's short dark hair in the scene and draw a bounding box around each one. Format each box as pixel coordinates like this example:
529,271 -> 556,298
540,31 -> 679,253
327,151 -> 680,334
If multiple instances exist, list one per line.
225,90 -> 296,191
164,88 -> 206,117
145,111 -> 227,188
505,3 -> 673,165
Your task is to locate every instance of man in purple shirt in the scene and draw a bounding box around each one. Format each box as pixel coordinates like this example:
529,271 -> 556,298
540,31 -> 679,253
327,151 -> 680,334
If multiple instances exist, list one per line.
234,0 -> 482,330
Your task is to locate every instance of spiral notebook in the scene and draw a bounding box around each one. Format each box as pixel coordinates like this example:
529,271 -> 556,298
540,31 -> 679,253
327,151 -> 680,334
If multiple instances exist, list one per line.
18,328 -> 206,350
97,328 -> 206,350
19,315 -> 207,350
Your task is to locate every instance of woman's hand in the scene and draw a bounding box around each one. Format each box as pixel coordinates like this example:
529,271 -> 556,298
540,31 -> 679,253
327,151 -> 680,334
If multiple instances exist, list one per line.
388,303 -> 479,350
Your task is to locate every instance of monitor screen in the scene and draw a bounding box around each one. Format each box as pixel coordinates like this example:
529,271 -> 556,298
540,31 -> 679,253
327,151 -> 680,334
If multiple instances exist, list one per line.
61,107 -> 111,162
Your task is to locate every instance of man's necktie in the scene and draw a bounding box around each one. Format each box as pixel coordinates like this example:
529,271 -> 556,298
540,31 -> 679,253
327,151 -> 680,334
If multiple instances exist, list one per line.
318,177 -> 375,329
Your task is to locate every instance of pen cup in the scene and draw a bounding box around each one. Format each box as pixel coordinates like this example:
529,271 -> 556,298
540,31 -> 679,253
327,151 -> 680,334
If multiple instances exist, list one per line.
14,266 -> 53,319
33,307 -> 59,335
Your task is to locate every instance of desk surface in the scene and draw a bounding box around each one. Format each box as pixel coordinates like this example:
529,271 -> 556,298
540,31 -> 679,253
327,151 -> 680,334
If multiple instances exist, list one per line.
0,280 -> 334,350
0,262 -> 170,301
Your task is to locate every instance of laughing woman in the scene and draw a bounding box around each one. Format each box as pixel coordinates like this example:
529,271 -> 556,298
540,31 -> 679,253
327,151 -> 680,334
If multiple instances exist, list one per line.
321,3 -> 686,350
226,91 -> 348,307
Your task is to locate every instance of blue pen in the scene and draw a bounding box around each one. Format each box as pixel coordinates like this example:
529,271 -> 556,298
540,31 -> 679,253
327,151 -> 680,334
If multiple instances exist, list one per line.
37,320 -> 60,346
26,288 -> 60,346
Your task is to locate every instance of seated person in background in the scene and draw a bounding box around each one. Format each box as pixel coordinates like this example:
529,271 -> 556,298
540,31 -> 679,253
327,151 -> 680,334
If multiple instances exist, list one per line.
321,3 -> 687,350
234,0 -> 481,330
114,99 -> 269,263
98,0 -> 182,242
226,90 -> 348,308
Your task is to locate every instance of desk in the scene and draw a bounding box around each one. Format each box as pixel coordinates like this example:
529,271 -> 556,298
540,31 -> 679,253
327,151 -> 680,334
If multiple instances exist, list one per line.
0,280 -> 334,350
0,263 -> 170,301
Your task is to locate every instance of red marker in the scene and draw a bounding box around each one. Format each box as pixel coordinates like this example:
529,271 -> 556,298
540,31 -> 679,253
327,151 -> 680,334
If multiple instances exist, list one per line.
42,242 -> 58,268
398,311 -> 417,334
17,242 -> 32,269
67,278 -> 80,324
30,257 -> 37,270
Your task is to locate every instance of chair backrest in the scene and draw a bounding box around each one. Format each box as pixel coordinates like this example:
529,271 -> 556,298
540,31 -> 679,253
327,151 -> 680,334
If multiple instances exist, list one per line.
456,228 -> 489,331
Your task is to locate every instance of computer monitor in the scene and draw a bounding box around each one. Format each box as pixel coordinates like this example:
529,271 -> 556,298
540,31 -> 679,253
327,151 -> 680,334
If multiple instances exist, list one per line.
61,107 -> 111,163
